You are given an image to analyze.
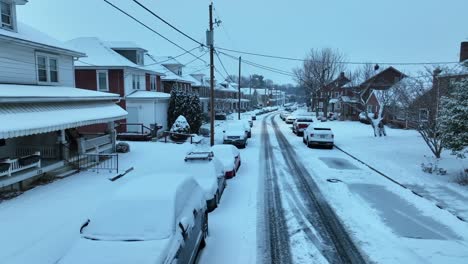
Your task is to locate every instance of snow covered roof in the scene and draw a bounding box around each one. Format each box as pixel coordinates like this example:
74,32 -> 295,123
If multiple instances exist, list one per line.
105,41 -> 147,52
0,101 -> 127,139
0,84 -> 121,103
126,90 -> 170,100
66,37 -> 141,68
156,56 -> 183,66
0,22 -> 84,57
340,96 -> 360,103
141,54 -> 169,75
240,88 -> 254,95
162,71 -> 194,84
183,74 -> 203,87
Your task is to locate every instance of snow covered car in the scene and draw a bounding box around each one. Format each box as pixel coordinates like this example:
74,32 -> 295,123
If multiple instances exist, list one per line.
280,111 -> 291,121
285,114 -> 298,124
184,151 -> 227,212
58,175 -> 207,264
239,119 -> 252,138
303,126 -> 334,149
292,117 -> 313,136
222,122 -> 248,148
211,145 -> 241,179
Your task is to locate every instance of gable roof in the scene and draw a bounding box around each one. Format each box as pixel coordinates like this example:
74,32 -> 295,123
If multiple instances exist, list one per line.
0,22 -> 84,57
67,37 -> 141,68
360,66 -> 407,90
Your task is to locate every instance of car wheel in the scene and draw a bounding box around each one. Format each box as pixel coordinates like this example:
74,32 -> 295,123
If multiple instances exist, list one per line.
307,140 -> 312,148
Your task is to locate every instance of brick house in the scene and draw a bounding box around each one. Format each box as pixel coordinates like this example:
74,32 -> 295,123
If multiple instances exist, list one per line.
404,42 -> 468,127
67,38 -> 171,132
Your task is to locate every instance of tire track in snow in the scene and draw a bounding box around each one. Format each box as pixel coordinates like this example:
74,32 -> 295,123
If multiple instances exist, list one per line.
270,115 -> 366,264
259,114 -> 293,264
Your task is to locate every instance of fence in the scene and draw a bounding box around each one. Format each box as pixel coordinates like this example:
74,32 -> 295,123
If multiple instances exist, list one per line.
70,153 -> 119,173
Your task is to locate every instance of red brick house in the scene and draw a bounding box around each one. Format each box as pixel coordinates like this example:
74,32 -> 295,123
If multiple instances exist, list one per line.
67,38 -> 171,132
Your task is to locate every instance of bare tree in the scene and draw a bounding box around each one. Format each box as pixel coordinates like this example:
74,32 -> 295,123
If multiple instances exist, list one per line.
294,48 -> 345,116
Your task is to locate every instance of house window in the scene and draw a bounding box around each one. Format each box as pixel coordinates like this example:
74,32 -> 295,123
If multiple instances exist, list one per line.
367,105 -> 374,113
132,74 -> 140,90
136,52 -> 144,65
37,56 -> 48,82
334,92 -> 340,98
97,70 -> 109,91
36,54 -> 59,84
419,108 -> 429,122
150,75 -> 157,91
1,1 -> 13,30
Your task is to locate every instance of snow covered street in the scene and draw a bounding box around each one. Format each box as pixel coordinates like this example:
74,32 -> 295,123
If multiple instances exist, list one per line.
1,112 -> 468,264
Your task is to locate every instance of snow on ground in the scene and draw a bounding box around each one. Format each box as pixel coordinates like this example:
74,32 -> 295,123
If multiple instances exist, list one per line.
275,114 -> 468,263
320,119 -> 468,220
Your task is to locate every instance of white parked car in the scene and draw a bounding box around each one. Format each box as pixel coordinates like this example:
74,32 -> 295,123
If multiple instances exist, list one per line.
211,145 -> 241,179
239,119 -> 252,138
58,175 -> 207,264
292,116 -> 314,136
303,125 -> 334,149
184,150 -> 227,212
223,122 -> 248,148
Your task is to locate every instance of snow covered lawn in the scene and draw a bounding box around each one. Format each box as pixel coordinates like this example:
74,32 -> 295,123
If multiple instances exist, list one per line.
325,120 -> 468,220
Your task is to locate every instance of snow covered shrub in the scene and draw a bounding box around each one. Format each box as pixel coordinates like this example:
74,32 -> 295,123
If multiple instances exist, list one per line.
455,169 -> 468,186
438,79 -> 468,159
170,115 -> 191,134
421,156 -> 447,175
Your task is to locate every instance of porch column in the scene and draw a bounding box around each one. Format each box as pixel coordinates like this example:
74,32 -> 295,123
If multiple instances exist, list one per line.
107,121 -> 117,152
58,129 -> 69,160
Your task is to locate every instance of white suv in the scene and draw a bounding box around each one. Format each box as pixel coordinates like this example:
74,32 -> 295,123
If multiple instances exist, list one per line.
303,125 -> 334,149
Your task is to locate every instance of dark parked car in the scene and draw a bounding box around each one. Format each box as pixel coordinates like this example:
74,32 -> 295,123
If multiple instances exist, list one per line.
215,112 -> 227,120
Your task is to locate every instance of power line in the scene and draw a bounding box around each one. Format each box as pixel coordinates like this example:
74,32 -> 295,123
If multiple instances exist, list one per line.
144,46 -> 201,66
216,46 -> 460,66
218,51 -> 296,77
102,0 -> 205,64
132,0 -> 204,47
214,50 -> 233,81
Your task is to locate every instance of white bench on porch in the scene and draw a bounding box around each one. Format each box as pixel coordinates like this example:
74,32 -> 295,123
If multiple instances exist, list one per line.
0,151 -> 41,178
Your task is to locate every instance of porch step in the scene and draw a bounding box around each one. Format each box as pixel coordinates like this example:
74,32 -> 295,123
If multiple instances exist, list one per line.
46,165 -> 78,179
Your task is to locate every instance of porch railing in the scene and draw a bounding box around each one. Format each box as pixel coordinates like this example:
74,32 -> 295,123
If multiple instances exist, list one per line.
16,146 -> 59,159
0,151 -> 41,178
78,134 -> 113,154
69,153 -> 119,173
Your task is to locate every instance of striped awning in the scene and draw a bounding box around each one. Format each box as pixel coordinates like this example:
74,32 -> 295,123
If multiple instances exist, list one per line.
0,101 -> 127,139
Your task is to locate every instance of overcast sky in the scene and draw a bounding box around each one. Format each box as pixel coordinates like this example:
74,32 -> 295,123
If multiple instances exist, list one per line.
18,0 -> 468,84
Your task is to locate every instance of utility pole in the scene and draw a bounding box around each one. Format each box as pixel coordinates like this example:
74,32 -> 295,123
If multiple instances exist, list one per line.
238,56 -> 241,120
208,3 -> 215,146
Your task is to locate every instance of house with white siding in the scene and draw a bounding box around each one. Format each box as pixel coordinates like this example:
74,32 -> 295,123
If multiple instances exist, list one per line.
0,1 -> 126,190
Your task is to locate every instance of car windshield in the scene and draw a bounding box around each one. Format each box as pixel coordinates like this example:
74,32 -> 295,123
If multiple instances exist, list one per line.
82,200 -> 173,241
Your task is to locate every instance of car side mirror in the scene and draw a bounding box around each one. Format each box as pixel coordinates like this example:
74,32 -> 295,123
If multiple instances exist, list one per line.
178,217 -> 190,240
80,219 -> 90,234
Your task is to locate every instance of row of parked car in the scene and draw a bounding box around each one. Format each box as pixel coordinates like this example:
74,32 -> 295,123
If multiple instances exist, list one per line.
280,109 -> 335,149
57,144 -> 243,264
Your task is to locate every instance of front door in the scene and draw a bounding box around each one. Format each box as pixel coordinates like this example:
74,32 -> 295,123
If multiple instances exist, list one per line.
126,107 -> 139,133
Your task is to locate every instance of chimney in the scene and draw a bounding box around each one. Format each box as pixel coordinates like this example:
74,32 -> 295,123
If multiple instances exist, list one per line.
460,42 -> 468,62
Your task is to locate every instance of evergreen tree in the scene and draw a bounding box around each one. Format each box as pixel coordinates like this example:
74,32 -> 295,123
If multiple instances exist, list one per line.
438,79 -> 468,158
167,87 -> 203,134
187,93 -> 203,133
